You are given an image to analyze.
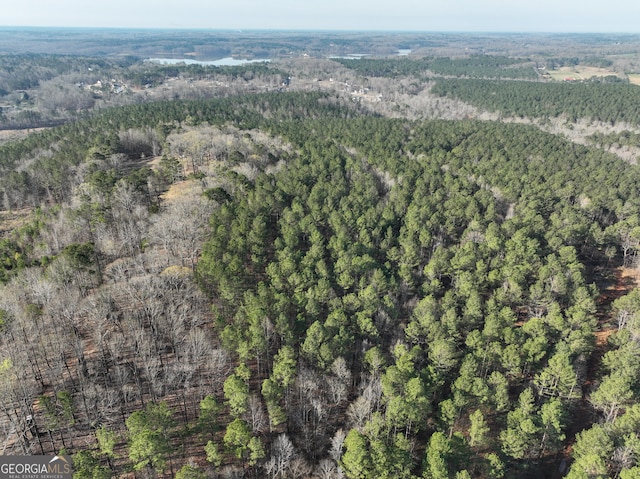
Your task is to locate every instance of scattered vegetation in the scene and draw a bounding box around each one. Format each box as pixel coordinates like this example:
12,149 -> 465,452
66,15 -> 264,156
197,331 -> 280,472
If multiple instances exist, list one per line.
2,30 -> 640,479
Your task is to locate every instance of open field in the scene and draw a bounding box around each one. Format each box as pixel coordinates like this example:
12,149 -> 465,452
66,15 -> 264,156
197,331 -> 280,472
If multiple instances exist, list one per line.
546,65 -> 623,81
628,73 -> 640,86
0,127 -> 48,145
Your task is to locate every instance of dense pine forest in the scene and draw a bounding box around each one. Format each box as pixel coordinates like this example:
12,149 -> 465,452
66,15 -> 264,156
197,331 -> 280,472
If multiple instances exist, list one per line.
2,31 -> 640,479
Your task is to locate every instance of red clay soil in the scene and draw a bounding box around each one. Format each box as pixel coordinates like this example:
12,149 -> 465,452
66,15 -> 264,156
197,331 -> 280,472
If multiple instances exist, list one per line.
554,267 -> 640,477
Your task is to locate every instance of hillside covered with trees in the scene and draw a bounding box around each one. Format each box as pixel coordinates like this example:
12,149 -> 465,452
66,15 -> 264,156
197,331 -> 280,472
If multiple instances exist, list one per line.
2,31 -> 640,479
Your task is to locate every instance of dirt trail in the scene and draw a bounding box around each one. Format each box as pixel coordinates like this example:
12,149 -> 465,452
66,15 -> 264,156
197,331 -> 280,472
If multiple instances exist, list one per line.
593,267 -> 639,349
554,267 -> 640,476
583,267 -> 639,400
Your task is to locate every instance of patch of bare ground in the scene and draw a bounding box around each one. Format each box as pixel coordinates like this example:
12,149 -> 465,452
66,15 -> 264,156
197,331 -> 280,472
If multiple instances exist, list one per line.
0,127 -> 49,145
587,266 -> 638,381
160,179 -> 201,203
555,266 -> 640,477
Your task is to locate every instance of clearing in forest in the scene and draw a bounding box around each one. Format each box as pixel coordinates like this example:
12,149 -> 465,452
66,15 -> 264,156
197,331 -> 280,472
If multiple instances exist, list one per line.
594,266 -> 639,344
627,74 -> 640,86
546,66 -> 623,81
160,178 -> 202,203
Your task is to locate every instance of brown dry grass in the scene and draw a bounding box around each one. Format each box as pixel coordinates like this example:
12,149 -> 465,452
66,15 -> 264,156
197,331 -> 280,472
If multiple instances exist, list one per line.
161,179 -> 200,203
619,265 -> 640,282
594,328 -> 614,347
627,74 -> 640,86
546,66 -> 623,81
0,127 -> 48,145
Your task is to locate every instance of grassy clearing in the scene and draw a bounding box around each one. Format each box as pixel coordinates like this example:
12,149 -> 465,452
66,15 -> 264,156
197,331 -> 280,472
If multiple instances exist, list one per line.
546,66 -> 622,81
628,74 -> 640,86
161,179 -> 201,203
0,127 -> 49,146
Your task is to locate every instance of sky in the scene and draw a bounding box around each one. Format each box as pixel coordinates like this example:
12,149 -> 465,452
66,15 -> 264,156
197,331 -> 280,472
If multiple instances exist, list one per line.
2,0 -> 640,33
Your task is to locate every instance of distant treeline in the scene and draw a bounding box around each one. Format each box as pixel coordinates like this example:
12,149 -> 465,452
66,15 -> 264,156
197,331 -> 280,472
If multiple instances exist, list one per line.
334,55 -> 538,80
545,55 -> 613,69
122,62 -> 288,88
0,53 -> 136,94
432,78 -> 640,124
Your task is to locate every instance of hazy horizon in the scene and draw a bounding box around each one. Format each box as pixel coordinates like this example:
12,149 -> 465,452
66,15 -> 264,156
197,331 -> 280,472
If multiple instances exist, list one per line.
2,0 -> 639,34
1,26 -> 639,35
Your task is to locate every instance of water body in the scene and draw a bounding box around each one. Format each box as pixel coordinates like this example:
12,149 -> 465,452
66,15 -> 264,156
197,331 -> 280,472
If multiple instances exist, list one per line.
147,57 -> 271,66
330,50 -> 411,60
328,54 -> 371,60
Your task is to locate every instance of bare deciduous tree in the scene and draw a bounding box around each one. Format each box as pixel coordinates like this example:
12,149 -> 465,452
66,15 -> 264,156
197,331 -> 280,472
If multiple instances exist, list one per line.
245,395 -> 268,434
265,433 -> 295,479
150,194 -> 214,268
328,429 -> 346,463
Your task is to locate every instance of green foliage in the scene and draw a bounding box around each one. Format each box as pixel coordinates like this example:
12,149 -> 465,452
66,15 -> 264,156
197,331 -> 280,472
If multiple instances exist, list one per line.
193,113 -> 640,477
6,57 -> 640,478
261,377 -> 287,427
174,464 -> 206,479
62,242 -> 95,267
39,391 -> 75,430
272,345 -> 296,388
72,451 -> 111,479
341,429 -> 371,479
123,62 -> 286,88
500,388 -> 540,460
198,395 -> 221,436
223,374 -> 249,417
0,91 -> 358,208
0,238 -> 27,283
501,389 -> 566,461
56,391 -> 74,425
0,309 -> 7,332
223,418 -> 252,459
339,417 -> 415,479
588,129 -> 640,149
248,436 -> 266,466
335,55 -> 536,80
534,350 -> 580,399
95,426 -> 117,459
203,187 -> 232,204
335,57 -> 432,78
125,402 -> 174,473
428,55 -> 537,79
381,345 -> 431,435
424,432 -> 452,479
204,441 -> 222,467
433,78 -> 640,124
567,425 -> 613,478
485,453 -> 505,478
468,409 -> 489,448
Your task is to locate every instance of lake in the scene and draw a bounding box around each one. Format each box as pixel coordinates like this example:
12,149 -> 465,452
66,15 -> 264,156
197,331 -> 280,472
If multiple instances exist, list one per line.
147,57 -> 271,66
